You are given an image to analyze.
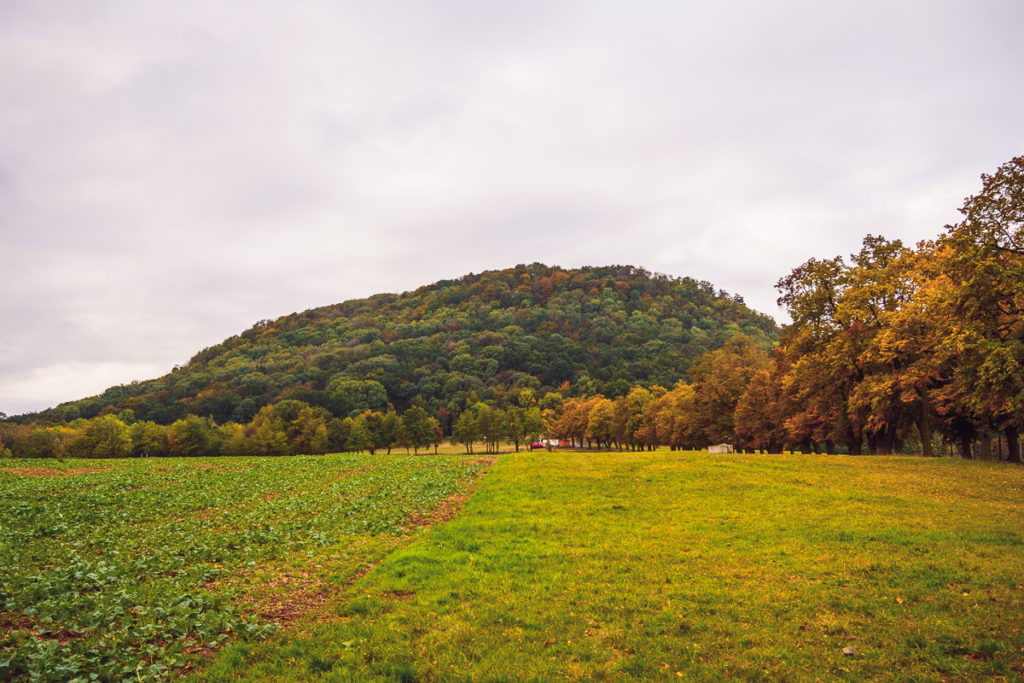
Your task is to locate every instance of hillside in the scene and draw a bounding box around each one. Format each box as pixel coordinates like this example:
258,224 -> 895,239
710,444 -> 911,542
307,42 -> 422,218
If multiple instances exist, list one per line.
27,264 -> 778,426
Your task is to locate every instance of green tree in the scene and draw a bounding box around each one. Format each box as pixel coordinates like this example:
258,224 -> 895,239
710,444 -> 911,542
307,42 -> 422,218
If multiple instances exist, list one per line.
381,409 -> 404,454
78,415 -> 131,459
21,428 -> 64,459
350,410 -> 384,454
129,420 -> 170,457
168,415 -> 223,457
402,406 -> 434,454
452,410 -> 480,454
472,403 -> 507,454
507,405 -> 543,452
326,378 -> 389,418
327,417 -> 352,453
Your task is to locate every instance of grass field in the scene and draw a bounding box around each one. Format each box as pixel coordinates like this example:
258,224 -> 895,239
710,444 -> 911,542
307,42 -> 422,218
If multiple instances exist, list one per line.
3,451 -> 1024,681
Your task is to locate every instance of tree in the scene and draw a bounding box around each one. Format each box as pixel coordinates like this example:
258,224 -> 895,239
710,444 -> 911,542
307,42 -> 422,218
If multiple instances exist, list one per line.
219,422 -> 249,457
689,335 -> 770,449
507,405 -> 542,452
78,415 -> 131,459
621,386 -> 656,451
130,420 -> 170,457
476,404 -> 508,454
774,254 -> 862,453
380,409 -> 404,454
168,415 -> 223,457
20,428 -> 68,459
327,417 -> 352,453
586,397 -> 617,449
326,378 -> 389,418
734,368 -> 786,453
247,408 -> 290,456
402,406 -> 434,454
452,410 -> 480,453
941,155 -> 1024,461
350,410 -> 384,454
840,236 -> 920,454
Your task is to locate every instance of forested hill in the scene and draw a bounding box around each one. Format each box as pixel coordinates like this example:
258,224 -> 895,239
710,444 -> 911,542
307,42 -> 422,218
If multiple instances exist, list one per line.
27,264 -> 778,425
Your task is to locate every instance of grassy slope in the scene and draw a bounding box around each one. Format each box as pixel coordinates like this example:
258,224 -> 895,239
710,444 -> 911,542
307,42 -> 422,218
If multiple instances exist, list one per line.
202,451 -> 1024,681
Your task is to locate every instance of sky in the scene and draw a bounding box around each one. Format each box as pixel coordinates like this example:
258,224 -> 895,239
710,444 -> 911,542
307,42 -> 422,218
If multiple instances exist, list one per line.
2,1 -> 1023,416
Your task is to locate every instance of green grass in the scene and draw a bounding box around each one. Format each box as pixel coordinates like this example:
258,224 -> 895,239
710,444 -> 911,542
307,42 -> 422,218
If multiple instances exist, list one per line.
0,454 -> 490,682
199,451 -> 1024,681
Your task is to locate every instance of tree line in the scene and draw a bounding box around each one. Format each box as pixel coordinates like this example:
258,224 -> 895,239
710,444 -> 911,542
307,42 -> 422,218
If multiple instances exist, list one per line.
2,157 -> 1019,461
730,156 -> 1023,460
0,395 -> 544,459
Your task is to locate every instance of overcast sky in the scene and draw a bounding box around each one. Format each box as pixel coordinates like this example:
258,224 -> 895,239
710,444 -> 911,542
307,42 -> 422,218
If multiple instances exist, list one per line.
2,1 -> 1022,416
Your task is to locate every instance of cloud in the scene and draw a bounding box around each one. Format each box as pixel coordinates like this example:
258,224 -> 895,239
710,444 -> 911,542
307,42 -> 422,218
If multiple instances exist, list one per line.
2,0 -> 1023,414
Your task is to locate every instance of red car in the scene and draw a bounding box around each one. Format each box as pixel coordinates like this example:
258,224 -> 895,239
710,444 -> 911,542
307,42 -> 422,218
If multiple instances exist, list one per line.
530,441 -> 546,450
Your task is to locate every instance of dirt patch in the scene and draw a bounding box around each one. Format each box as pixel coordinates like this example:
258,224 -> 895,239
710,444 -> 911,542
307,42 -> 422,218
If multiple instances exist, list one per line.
0,610 -> 34,631
405,459 -> 495,529
0,610 -> 85,645
382,589 -> 416,602
405,492 -> 473,528
196,507 -> 219,520
249,569 -> 336,622
3,466 -> 110,478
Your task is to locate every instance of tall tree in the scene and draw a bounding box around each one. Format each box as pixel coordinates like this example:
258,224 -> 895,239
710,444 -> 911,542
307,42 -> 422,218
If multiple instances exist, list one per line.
941,155 -> 1024,462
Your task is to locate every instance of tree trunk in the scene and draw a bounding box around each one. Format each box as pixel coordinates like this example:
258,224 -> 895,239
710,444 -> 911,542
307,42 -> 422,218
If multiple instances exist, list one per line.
1006,426 -> 1021,463
916,401 -> 934,457
825,439 -> 835,455
979,430 -> 992,460
959,434 -> 973,459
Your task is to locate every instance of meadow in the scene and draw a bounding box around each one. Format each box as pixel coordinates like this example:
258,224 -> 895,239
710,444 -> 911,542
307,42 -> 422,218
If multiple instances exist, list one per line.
3,451 -> 1024,681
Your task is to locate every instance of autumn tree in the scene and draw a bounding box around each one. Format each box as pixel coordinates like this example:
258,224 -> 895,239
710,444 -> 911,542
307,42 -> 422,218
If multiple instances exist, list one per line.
689,335 -> 771,449
840,236 -> 921,454
734,367 -> 786,453
583,397 -> 615,449
775,255 -> 864,453
941,155 -> 1024,462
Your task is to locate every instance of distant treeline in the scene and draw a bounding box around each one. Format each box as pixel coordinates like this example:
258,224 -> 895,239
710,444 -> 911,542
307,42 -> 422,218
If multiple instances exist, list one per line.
6,264 -> 777,431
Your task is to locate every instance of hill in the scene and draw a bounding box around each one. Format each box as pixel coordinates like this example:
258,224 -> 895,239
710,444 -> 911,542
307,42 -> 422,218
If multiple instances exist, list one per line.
26,264 -> 778,426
